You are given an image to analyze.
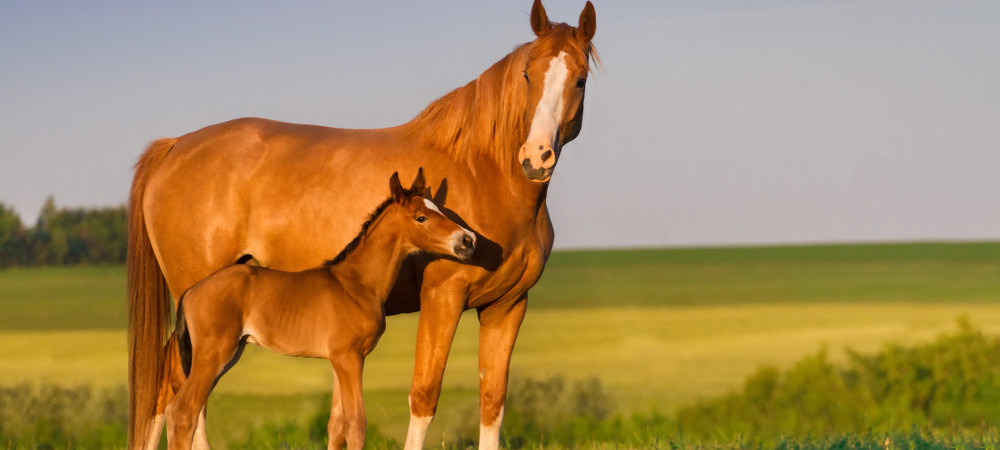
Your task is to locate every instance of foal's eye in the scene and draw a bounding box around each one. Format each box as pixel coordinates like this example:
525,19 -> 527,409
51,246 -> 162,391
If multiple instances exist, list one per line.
576,77 -> 587,89
416,216 -> 427,223
523,71 -> 530,83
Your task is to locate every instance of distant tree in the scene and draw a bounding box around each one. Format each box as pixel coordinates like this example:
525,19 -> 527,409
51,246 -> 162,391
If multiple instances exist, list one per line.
30,195 -> 66,264
0,196 -> 128,267
35,195 -> 58,230
0,202 -> 30,267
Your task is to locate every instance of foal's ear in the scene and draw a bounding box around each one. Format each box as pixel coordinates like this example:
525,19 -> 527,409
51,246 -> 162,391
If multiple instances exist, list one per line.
390,171 -> 404,203
410,167 -> 426,196
577,1 -> 596,43
530,0 -> 552,37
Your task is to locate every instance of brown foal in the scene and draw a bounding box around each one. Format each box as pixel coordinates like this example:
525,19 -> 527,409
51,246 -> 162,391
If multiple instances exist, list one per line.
164,171 -> 475,450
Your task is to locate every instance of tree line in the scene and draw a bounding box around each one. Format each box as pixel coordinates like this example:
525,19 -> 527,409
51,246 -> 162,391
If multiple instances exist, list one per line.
0,197 -> 126,267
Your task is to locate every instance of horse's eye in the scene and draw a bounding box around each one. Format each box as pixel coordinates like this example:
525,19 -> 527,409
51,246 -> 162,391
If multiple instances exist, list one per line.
416,216 -> 427,223
523,71 -> 530,83
576,77 -> 587,89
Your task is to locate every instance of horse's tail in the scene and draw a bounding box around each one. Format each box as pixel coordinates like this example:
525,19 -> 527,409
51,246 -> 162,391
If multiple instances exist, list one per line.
127,138 -> 176,449
174,293 -> 193,377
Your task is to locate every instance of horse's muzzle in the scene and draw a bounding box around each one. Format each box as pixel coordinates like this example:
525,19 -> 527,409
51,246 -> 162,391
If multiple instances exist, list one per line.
453,233 -> 476,261
518,144 -> 557,182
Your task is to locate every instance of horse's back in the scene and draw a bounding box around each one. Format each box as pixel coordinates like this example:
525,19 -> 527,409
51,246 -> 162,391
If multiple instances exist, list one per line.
166,117 -> 386,166
142,118 -> 406,294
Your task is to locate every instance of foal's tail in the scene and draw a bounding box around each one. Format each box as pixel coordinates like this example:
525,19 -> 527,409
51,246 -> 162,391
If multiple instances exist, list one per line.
174,293 -> 193,377
127,138 -> 176,449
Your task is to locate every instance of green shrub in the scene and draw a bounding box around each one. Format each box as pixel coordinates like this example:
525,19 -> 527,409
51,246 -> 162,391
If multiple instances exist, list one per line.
0,383 -> 127,448
447,375 -> 614,449
14,319 -> 987,449
850,318 -> 1000,428
674,318 -> 1000,446
245,321 -> 1000,448
231,393 -> 400,449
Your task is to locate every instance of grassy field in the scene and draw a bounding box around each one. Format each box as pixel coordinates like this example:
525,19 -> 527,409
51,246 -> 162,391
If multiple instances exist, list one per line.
0,265 -> 126,330
1,241 -> 998,446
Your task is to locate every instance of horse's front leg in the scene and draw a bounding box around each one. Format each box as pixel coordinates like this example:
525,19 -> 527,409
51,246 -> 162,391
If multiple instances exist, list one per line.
476,294 -> 527,450
327,371 -> 346,449
404,281 -> 467,450
330,353 -> 366,450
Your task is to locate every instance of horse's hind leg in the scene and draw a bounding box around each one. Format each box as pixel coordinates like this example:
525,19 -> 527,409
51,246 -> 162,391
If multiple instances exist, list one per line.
192,408 -> 209,450
146,333 -> 186,450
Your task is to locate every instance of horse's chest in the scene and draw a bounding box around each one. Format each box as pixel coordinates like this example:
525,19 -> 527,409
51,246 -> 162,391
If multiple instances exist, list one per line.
468,245 -> 548,307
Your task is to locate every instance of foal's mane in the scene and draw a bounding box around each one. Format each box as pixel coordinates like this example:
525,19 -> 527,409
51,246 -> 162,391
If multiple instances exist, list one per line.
322,195 -> 397,267
403,24 -> 597,170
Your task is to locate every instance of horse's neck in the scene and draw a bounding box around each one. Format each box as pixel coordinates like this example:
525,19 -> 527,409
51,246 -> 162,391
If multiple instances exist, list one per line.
403,47 -> 530,176
330,220 -> 408,305
399,43 -> 552,221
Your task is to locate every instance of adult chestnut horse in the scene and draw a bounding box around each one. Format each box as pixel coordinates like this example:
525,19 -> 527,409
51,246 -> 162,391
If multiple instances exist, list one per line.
127,1 -> 597,449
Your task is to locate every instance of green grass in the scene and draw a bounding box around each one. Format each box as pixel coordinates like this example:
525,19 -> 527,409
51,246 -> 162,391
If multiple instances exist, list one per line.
0,265 -> 125,330
1,242 -> 997,330
5,305 -> 1000,446
1,241 -> 998,446
533,241 -> 1000,308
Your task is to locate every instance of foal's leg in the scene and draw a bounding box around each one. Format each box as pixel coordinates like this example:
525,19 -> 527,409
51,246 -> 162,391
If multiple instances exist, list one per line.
327,371 -> 346,450
166,335 -> 240,450
476,295 -> 527,450
166,368 -> 215,449
330,353 -> 366,450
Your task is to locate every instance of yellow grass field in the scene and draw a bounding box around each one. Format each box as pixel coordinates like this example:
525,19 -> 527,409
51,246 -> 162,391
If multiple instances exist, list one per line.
5,302 -> 1000,443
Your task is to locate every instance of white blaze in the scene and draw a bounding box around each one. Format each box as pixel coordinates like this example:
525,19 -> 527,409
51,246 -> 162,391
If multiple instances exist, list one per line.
423,198 -> 474,240
525,51 -> 570,149
423,198 -> 442,213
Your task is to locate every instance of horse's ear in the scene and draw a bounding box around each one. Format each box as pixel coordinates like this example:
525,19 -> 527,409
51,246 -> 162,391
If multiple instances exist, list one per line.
390,172 -> 404,203
530,0 -> 552,37
577,1 -> 596,43
410,167 -> 426,196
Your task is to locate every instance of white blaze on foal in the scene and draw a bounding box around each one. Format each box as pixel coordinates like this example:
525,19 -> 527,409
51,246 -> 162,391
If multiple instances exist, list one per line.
423,198 -> 441,213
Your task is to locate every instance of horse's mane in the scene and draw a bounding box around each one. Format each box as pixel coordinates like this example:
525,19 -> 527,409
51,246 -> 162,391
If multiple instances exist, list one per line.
403,24 -> 597,171
322,196 -> 397,267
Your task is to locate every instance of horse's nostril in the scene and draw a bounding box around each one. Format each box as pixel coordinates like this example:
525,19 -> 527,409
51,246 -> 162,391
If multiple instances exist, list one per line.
462,235 -> 474,249
540,149 -> 552,162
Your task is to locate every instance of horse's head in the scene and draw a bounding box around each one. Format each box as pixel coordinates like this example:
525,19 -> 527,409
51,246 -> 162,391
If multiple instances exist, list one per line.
518,0 -> 597,182
389,169 -> 476,261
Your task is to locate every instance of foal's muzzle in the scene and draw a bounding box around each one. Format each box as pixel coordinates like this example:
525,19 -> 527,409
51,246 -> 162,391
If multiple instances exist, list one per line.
453,232 -> 476,261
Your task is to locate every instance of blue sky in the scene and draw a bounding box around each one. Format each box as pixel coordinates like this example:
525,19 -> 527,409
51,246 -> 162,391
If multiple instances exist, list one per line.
1,1 -> 997,248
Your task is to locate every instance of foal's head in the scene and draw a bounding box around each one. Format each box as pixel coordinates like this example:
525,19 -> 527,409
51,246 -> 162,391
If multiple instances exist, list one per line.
387,169 -> 476,261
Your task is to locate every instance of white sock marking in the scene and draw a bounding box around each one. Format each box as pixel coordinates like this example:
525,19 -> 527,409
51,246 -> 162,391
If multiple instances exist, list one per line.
404,395 -> 433,450
478,405 -> 505,450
